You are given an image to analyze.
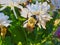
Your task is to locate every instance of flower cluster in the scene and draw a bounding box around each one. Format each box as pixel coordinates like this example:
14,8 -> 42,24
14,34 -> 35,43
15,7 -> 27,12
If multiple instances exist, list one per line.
21,1 -> 52,30
0,0 -> 28,18
0,0 -> 53,32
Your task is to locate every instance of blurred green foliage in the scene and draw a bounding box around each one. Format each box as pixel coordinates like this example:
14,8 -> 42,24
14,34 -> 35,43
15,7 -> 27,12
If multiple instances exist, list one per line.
0,0 -> 60,45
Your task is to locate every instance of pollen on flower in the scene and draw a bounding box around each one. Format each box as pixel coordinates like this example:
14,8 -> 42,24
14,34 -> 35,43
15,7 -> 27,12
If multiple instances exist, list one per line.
54,19 -> 60,26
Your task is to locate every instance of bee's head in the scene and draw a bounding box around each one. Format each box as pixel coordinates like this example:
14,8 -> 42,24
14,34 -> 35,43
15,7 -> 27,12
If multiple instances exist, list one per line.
31,15 -> 37,20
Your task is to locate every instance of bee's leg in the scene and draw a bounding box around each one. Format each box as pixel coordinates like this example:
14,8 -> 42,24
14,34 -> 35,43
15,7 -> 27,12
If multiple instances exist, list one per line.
23,20 -> 28,25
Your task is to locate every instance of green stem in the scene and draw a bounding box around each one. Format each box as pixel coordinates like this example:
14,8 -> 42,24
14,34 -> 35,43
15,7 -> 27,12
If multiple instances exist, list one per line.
23,29 -> 28,45
35,28 -> 38,44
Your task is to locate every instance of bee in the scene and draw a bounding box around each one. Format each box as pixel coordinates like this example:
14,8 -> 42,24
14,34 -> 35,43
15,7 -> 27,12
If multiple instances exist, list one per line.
23,15 -> 37,32
23,0 -> 32,6
0,26 -> 7,38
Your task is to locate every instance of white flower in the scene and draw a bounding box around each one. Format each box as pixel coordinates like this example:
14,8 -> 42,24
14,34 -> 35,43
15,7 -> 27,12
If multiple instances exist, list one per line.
26,1 -> 50,15
20,1 -> 41,18
37,2 -> 52,29
21,1 -> 50,17
13,0 -> 28,4
20,8 -> 32,18
26,1 -> 41,15
0,0 -> 28,19
22,1 -> 52,29
51,0 -> 60,9
37,13 -> 52,29
0,13 -> 12,27
41,2 -> 50,12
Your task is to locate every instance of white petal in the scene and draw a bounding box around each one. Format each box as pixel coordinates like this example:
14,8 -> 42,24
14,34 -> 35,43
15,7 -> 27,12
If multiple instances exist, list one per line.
18,0 -> 28,4
15,5 -> 23,10
42,2 -> 48,6
0,6 -> 7,11
42,2 -> 50,11
28,12 -> 32,18
21,8 -> 29,18
37,23 -> 41,28
26,2 -> 41,15
41,20 -> 46,29
23,23 -> 27,28
41,14 -> 52,21
3,23 -> 10,27
12,8 -> 17,19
